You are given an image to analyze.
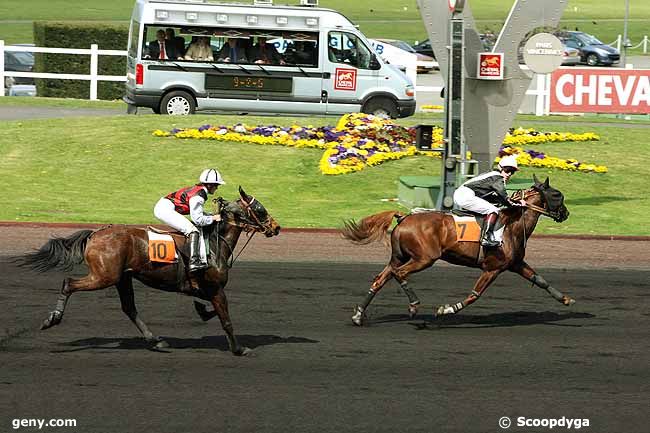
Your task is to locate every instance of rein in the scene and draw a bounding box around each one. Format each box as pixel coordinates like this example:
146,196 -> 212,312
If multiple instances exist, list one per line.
511,189 -> 554,218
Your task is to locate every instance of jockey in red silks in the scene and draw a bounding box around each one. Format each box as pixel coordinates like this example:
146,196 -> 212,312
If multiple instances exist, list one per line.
453,155 -> 526,248
154,169 -> 225,272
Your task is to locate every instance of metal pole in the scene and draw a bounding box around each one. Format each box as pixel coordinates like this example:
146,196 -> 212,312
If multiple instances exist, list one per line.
622,0 -> 630,67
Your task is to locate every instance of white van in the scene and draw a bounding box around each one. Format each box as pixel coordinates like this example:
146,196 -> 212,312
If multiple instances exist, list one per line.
124,0 -> 415,117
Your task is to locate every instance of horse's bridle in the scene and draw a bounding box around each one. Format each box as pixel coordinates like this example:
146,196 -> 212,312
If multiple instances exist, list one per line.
512,189 -> 555,219
225,196 -> 274,236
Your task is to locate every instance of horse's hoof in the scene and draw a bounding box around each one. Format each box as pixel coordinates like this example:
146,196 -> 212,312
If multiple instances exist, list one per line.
434,304 -> 454,317
351,306 -> 365,326
154,339 -> 170,349
40,311 -> 62,330
234,347 -> 252,356
563,296 -> 576,306
408,304 -> 419,319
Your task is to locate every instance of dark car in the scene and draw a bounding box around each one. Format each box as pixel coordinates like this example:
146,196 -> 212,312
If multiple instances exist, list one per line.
413,35 -> 492,58
555,31 -> 620,66
4,46 -> 35,89
412,39 -> 435,59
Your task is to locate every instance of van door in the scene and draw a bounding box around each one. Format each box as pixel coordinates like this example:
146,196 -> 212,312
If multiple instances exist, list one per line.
322,31 -> 379,114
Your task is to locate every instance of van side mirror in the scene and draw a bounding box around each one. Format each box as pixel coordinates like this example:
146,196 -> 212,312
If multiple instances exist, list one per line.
369,55 -> 381,70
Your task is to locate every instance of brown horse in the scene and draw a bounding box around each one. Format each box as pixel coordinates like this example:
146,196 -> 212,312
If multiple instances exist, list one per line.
341,175 -> 575,326
18,187 -> 280,355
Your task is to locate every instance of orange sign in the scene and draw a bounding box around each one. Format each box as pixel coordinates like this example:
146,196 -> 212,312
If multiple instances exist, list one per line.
334,68 -> 357,91
453,216 -> 481,242
477,53 -> 504,80
147,232 -> 177,263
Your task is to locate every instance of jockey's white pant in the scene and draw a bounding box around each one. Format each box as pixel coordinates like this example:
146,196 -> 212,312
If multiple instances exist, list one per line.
153,198 -> 198,236
453,186 -> 504,242
453,186 -> 500,215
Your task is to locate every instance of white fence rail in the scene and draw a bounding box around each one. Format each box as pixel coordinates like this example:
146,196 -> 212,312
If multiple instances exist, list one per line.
0,40 -> 127,99
610,35 -> 649,53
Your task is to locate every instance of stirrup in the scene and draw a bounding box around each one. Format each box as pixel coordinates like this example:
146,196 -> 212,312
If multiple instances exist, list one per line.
188,260 -> 208,272
480,237 -> 501,248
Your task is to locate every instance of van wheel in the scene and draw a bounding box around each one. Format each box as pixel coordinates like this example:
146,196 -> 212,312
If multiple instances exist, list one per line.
160,91 -> 195,115
362,97 -> 398,119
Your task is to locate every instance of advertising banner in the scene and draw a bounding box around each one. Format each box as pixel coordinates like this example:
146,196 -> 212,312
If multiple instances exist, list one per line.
550,68 -> 650,114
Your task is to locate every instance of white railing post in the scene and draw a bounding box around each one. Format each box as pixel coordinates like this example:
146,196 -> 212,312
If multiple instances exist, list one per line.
544,73 -> 551,115
0,40 -> 6,97
535,73 -> 546,116
616,34 -> 622,52
89,44 -> 98,100
644,36 -> 648,54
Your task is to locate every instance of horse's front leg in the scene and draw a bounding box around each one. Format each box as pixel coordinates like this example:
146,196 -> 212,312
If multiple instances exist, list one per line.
352,265 -> 393,326
435,269 -> 501,316
210,289 -> 250,356
512,261 -> 575,306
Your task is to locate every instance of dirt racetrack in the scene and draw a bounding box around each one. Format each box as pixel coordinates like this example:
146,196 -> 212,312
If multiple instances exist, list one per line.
1,225 -> 649,433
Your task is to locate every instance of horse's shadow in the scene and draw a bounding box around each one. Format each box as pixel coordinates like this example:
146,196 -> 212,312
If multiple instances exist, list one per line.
53,334 -> 319,353
372,311 -> 595,329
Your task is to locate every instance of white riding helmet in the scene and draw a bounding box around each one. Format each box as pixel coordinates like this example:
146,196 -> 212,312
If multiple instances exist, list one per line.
199,168 -> 226,185
498,155 -> 519,171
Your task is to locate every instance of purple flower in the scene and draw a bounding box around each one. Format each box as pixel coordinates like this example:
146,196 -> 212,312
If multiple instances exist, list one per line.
198,124 -> 211,132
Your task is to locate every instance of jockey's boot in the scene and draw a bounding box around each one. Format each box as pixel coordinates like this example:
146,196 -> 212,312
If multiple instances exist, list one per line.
481,213 -> 501,248
188,232 -> 207,273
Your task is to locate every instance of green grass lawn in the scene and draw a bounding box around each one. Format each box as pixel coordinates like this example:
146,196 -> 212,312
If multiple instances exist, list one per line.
0,0 -> 648,52
0,110 -> 647,235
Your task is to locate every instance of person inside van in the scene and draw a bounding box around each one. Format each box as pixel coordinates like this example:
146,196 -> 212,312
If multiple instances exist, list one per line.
145,29 -> 181,60
165,28 -> 186,57
250,37 -> 285,65
183,36 -> 214,62
217,38 -> 248,63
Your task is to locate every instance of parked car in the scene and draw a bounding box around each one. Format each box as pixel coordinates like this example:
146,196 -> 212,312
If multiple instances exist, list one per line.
412,39 -> 435,58
412,35 -> 492,58
374,38 -> 437,73
3,45 -> 35,90
555,31 -> 620,66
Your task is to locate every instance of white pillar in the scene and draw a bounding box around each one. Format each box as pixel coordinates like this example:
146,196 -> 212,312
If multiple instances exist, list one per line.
90,44 -> 98,100
616,34 -> 622,52
535,73 -> 546,116
644,36 -> 648,54
0,40 -> 5,97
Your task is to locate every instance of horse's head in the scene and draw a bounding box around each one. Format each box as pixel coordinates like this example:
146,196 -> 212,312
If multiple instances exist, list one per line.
219,186 -> 281,237
529,175 -> 570,223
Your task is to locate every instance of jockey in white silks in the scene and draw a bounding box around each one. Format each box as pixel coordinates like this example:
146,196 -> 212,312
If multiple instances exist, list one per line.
453,155 -> 526,247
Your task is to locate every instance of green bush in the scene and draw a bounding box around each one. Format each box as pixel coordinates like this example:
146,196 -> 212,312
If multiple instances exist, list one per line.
33,21 -> 128,100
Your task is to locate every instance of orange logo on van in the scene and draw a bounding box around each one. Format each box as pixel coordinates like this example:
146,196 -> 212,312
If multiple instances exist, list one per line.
334,68 -> 357,91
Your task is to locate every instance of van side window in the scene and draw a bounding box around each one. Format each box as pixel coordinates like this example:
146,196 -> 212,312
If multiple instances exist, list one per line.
328,31 -> 372,69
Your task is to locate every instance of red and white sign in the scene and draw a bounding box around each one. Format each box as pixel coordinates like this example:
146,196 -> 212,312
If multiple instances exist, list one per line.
477,53 -> 504,80
334,68 -> 357,91
550,68 -> 650,114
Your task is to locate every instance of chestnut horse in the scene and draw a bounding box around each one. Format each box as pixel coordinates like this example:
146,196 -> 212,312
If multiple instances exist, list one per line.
341,175 -> 575,326
18,187 -> 280,355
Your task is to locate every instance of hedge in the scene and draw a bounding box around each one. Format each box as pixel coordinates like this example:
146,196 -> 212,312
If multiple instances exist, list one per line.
33,21 -> 128,100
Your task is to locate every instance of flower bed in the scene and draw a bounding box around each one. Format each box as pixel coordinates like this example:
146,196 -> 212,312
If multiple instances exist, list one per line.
152,115 -> 607,174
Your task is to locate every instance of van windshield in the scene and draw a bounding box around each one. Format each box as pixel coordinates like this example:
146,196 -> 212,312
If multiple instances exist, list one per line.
141,25 -> 319,67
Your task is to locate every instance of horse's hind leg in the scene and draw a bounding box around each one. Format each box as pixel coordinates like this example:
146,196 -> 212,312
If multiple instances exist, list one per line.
41,257 -> 120,330
211,289 -> 249,356
512,261 -> 575,306
352,265 -> 394,326
41,278 -> 71,330
116,274 -> 167,348
435,269 -> 501,316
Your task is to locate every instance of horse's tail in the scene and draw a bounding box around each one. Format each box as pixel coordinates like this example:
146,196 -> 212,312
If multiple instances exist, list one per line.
341,210 -> 405,245
15,230 -> 93,272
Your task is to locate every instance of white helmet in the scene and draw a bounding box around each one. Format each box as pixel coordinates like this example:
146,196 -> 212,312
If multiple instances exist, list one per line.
498,155 -> 519,171
199,168 -> 226,185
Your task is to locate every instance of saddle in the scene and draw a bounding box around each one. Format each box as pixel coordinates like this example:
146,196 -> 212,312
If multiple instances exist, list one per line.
448,210 -> 504,243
